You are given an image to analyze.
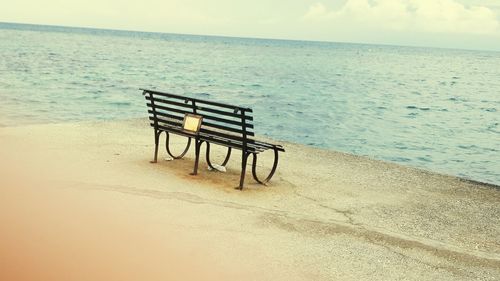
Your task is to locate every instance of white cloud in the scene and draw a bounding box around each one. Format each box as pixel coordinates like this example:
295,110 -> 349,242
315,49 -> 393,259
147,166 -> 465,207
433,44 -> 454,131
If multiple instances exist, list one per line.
303,0 -> 500,35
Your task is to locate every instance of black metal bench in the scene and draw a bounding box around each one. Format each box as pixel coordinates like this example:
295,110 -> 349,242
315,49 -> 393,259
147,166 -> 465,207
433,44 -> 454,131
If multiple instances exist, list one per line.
142,89 -> 285,189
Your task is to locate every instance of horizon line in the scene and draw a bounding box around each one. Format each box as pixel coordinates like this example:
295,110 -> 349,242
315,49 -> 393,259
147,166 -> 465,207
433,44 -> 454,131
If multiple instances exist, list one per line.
1,20 -> 499,54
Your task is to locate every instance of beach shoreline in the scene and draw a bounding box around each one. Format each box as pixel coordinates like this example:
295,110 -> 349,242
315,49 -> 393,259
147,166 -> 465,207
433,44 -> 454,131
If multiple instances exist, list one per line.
3,117 -> 498,188
1,118 -> 499,280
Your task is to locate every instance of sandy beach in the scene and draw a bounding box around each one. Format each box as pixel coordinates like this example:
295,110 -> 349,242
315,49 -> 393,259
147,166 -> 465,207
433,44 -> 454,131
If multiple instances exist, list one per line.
0,118 -> 499,280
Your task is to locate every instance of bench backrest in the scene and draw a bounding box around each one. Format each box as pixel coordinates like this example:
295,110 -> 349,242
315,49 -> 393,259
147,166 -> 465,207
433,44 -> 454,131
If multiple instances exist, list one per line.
142,89 -> 255,149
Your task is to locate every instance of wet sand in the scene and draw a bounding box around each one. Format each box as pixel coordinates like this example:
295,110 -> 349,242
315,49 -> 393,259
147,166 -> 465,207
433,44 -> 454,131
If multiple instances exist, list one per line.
0,119 -> 499,280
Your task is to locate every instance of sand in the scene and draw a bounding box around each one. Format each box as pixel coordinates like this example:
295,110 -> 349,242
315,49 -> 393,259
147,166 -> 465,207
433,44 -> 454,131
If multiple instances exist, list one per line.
0,118 -> 499,281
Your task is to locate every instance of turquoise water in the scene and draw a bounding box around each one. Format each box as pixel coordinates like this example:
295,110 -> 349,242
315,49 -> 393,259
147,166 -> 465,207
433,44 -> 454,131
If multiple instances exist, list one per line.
1,22 -> 499,185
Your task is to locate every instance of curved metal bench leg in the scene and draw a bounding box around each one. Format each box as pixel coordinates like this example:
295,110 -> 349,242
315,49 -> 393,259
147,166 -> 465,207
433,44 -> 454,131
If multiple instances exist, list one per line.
251,148 -> 279,185
165,132 -> 191,159
151,130 -> 163,163
238,151 -> 251,190
191,139 -> 204,176
205,142 -> 232,170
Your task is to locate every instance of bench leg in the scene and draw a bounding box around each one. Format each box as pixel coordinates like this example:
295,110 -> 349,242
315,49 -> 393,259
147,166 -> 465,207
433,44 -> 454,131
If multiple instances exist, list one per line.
238,151 -> 250,190
165,132 -> 192,159
251,149 -> 279,185
151,130 -> 161,163
191,140 -> 203,175
206,143 -> 232,170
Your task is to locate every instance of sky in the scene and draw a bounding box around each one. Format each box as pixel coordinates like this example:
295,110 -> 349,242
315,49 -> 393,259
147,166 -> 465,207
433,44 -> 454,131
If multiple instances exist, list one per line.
1,0 -> 500,51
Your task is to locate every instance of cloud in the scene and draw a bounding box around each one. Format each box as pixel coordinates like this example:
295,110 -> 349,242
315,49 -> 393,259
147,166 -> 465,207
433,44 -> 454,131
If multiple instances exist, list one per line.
303,0 -> 500,35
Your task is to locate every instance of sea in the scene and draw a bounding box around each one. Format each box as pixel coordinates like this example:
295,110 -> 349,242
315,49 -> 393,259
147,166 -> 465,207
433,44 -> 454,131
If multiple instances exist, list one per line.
1,22 -> 499,185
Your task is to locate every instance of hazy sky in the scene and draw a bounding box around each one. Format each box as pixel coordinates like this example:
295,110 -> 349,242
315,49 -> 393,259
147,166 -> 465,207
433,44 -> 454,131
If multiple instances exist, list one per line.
2,0 -> 500,51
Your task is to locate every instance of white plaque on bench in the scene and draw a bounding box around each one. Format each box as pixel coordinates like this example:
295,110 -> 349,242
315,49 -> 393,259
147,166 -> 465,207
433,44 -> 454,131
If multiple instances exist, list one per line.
183,114 -> 203,134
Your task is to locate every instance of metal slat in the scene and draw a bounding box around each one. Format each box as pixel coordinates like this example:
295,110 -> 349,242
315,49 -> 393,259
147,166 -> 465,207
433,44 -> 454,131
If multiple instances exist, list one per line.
148,110 -> 183,121
202,121 -> 255,136
151,123 -> 263,153
197,106 -> 253,121
148,110 -> 255,136
147,102 -> 253,129
146,96 -> 253,121
147,103 -> 254,129
142,89 -> 252,112
199,128 -> 249,143
199,134 -> 264,152
253,140 -> 285,152
149,116 -> 256,144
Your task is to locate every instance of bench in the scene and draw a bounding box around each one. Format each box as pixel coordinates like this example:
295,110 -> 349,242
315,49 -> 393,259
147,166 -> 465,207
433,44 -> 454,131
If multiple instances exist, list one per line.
141,89 -> 285,189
